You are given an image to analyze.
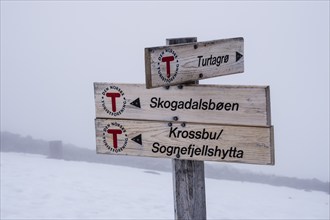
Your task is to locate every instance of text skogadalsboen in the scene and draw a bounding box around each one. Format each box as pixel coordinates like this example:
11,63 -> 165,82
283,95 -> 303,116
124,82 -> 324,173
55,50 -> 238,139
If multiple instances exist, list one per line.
150,97 -> 239,112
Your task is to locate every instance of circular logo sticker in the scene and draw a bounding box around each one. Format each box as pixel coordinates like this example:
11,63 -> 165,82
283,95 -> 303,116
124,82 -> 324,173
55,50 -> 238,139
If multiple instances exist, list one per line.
101,85 -> 126,116
102,122 -> 128,153
157,48 -> 179,83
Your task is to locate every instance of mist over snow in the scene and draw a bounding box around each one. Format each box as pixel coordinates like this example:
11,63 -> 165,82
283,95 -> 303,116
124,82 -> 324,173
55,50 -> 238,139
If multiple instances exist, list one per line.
1,1 -> 329,183
1,152 -> 329,219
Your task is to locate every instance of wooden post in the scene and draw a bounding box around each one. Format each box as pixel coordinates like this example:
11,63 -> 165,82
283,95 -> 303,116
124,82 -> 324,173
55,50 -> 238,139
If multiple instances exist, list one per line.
49,140 -> 63,159
169,37 -> 207,220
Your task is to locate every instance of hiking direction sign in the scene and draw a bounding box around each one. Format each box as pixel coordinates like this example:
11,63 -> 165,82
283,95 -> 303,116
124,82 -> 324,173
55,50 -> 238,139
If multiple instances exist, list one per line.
95,119 -> 274,165
94,83 -> 274,165
94,83 -> 271,127
145,37 -> 244,88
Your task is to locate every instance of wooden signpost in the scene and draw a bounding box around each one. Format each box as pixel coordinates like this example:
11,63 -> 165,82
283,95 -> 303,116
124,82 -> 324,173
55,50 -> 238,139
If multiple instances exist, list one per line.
94,83 -> 271,127
145,37 -> 244,88
94,36 -> 274,220
95,118 -> 274,165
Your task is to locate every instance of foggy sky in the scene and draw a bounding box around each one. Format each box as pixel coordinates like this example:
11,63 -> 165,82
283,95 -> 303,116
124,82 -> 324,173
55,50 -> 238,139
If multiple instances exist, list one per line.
1,1 -> 329,181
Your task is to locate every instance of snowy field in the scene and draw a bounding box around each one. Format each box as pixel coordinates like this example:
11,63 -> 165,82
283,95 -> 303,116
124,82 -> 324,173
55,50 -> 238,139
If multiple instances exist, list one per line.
1,152 -> 329,219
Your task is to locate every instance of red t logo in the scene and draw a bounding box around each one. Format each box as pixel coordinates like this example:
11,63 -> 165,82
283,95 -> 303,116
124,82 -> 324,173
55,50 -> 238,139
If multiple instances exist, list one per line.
161,56 -> 174,78
106,92 -> 120,112
107,129 -> 122,149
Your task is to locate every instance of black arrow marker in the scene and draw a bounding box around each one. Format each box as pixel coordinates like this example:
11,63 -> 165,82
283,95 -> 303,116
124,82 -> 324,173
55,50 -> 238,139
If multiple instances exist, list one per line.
236,52 -> 243,62
131,134 -> 142,145
130,98 -> 141,108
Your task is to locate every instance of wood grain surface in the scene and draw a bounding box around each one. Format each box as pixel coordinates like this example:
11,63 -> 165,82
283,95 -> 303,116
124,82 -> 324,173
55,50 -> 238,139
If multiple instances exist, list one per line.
94,83 -> 271,126
145,37 -> 244,88
95,119 -> 274,165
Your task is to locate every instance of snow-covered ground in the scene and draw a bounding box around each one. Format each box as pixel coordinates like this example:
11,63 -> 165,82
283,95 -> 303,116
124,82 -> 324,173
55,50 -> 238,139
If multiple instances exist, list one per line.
1,152 -> 329,219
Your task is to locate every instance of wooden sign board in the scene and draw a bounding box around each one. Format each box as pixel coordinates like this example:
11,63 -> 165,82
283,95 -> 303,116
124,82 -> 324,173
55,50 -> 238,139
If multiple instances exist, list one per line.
94,83 -> 271,126
145,37 -> 244,88
95,119 -> 274,165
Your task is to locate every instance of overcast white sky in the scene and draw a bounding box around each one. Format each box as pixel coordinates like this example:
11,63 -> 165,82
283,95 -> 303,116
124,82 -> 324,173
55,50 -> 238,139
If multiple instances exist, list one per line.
1,1 -> 329,181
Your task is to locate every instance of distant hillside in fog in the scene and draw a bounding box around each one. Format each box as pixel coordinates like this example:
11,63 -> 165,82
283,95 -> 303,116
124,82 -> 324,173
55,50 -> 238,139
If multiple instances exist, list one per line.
1,131 -> 329,194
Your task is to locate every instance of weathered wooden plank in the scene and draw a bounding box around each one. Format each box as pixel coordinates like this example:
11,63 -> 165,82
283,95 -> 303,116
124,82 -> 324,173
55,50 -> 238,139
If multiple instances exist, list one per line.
95,118 -> 274,165
145,37 -> 244,88
94,83 -> 271,126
